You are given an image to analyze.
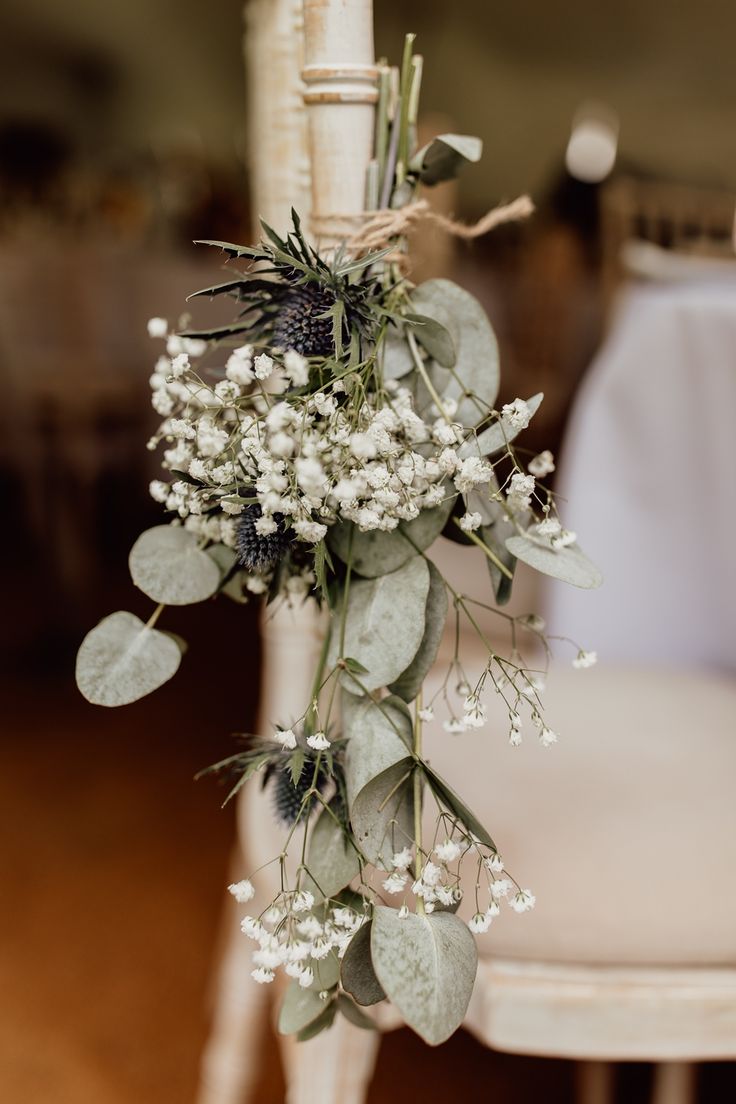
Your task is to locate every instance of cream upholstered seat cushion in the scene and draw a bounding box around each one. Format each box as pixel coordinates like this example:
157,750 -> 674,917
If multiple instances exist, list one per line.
421,658 -> 736,967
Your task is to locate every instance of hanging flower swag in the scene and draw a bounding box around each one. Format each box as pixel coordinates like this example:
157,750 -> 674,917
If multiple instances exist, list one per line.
76,36 -> 601,1046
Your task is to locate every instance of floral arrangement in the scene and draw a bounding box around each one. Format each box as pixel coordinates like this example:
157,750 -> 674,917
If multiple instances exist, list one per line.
76,36 -> 600,1046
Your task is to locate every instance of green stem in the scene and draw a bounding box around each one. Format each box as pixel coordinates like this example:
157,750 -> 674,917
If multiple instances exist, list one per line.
406,330 -> 453,424
453,519 -> 514,580
413,693 -> 425,915
396,33 -> 416,185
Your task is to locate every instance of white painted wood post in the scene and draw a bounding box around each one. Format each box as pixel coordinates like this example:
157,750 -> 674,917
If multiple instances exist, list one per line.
277,6 -> 382,1102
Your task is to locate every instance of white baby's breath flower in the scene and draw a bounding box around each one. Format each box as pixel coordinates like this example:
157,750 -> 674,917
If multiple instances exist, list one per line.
435,839 -> 462,864
306,731 -> 330,751
291,890 -> 315,914
506,472 -> 535,510
275,728 -> 297,750
572,649 -> 598,669
255,515 -> 278,536
398,904 -> 410,919
170,353 -> 190,379
147,317 -> 168,338
485,853 -> 504,874
149,480 -> 169,503
501,398 -> 531,431
254,353 -> 274,380
391,848 -> 413,871
528,450 -> 555,477
468,912 -> 491,934
536,517 -> 561,537
459,511 -> 482,532
539,726 -> 558,748
490,878 -> 512,900
551,529 -> 577,549
240,916 -> 262,939
228,879 -> 255,903
298,967 -> 314,988
443,717 -> 468,734
421,861 -> 442,887
382,872 -> 408,895
283,349 -> 309,386
251,967 -> 275,984
510,889 -> 536,913
418,707 -> 434,722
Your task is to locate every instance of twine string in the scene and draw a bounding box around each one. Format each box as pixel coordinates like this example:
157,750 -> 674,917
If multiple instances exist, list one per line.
310,195 -> 534,261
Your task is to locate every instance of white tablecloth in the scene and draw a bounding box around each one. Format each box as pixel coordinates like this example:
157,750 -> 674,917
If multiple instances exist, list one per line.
546,280 -> 736,672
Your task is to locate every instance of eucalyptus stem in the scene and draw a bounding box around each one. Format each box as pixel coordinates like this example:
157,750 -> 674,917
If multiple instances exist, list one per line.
413,692 -> 425,916
396,33 -> 417,185
407,330 -> 453,424
145,603 -> 165,630
452,519 -> 514,580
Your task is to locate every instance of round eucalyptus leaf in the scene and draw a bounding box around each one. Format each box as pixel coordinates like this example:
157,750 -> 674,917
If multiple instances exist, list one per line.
389,561 -> 448,702
410,133 -> 483,185
405,312 -> 456,368
505,532 -> 603,589
337,993 -> 377,1030
458,392 -> 544,458
371,906 -> 478,1046
327,493 -> 455,579
349,758 -> 414,869
295,1000 -> 337,1041
409,279 -> 500,427
344,696 -> 413,803
278,980 -> 328,1036
129,525 -> 222,605
303,803 -> 361,902
341,922 -> 386,1006
328,557 -> 430,693
76,611 -> 181,707
381,329 -> 415,381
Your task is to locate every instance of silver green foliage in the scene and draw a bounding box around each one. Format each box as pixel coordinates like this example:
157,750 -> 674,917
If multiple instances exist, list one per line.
389,560 -> 448,702
341,922 -> 386,1006
304,804 -> 361,902
506,532 -> 603,589
75,611 -> 182,707
129,525 -> 222,605
409,279 -> 500,427
328,556 -> 430,692
370,905 -> 478,1045
410,133 -> 483,186
327,493 -> 455,579
345,696 -> 414,869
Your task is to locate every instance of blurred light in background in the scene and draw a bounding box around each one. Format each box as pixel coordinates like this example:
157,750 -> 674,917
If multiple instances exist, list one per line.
565,103 -> 619,183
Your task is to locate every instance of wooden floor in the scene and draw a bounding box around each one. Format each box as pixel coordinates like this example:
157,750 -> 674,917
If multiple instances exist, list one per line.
2,631 -> 734,1102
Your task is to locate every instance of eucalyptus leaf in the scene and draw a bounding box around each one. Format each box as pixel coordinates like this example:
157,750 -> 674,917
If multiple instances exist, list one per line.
458,392 -> 544,458
327,557 -> 430,693
349,758 -> 414,869
409,280 -> 500,427
309,951 -> 341,992
423,763 -> 496,851
341,922 -> 386,1006
405,313 -> 456,368
206,542 -> 238,576
389,561 -> 448,702
76,611 -> 181,707
278,981 -> 329,1036
327,493 -> 455,579
344,695 -> 414,868
303,804 -> 361,902
337,994 -> 377,1030
344,696 -> 414,801
295,1000 -> 337,1041
129,526 -> 222,605
410,133 -> 483,186
505,533 -> 603,589
381,329 -> 415,381
370,906 -> 477,1045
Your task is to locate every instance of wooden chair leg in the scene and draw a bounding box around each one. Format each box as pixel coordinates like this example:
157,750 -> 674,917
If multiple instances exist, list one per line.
651,1062 -> 697,1104
195,897 -> 272,1104
576,1061 -> 616,1104
280,1019 -> 381,1104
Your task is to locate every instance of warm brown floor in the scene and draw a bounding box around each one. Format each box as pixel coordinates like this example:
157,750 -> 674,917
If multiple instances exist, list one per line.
2,639 -> 735,1102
